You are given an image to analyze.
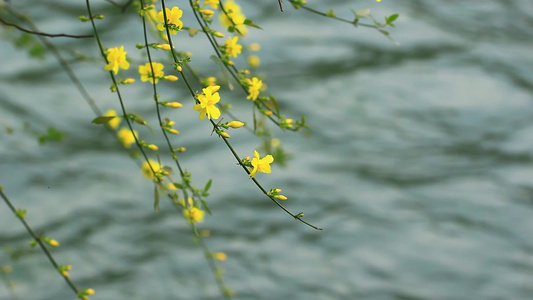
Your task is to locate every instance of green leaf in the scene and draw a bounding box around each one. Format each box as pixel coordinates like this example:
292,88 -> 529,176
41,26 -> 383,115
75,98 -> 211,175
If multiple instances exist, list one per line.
243,19 -> 262,29
386,13 -> 399,24
91,116 -> 116,124
201,200 -> 212,215
172,182 -> 184,189
203,179 -> 212,192
38,127 -> 65,144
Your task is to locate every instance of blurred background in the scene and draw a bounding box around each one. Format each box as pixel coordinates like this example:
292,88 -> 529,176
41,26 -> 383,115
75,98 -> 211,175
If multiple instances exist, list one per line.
1,0 -> 533,299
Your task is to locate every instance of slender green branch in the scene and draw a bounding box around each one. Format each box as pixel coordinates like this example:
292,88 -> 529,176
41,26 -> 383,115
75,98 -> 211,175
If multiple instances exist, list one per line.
0,17 -> 94,38
0,187 -> 80,296
85,0 -> 159,177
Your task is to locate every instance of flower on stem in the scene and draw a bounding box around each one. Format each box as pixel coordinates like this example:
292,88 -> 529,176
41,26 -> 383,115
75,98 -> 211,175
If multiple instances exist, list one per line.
157,43 -> 172,50
141,159 -> 164,180
183,206 -> 205,223
58,265 -> 72,277
162,101 -> 183,108
121,78 -> 135,84
78,288 -> 95,300
213,252 -> 227,261
268,188 -> 287,200
249,150 -> 274,178
227,121 -> 244,128
117,127 -> 138,148
139,62 -> 165,84
193,85 -> 221,120
164,75 -> 179,81
103,109 -> 120,130
219,0 -> 247,35
201,9 -> 215,18
202,76 -> 217,86
104,46 -> 130,75
246,77 -> 263,101
247,55 -> 260,68
156,7 -> 184,34
224,36 -> 242,58
163,120 -> 180,134
205,0 -> 219,9
281,118 -> 294,129
43,237 -> 60,247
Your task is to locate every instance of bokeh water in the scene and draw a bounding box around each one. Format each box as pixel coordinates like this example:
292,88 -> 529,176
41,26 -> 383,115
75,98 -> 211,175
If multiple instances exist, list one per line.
1,1 -> 533,299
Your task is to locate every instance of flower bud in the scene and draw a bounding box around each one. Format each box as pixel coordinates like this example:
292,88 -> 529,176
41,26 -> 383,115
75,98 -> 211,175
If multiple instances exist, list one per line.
201,9 -> 214,17
164,75 -> 179,81
166,102 -> 183,108
122,78 -> 135,84
157,44 -> 172,51
227,121 -> 244,128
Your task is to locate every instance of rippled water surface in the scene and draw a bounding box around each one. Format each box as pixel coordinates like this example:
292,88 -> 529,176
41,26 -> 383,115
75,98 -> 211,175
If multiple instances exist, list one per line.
1,1 -> 533,299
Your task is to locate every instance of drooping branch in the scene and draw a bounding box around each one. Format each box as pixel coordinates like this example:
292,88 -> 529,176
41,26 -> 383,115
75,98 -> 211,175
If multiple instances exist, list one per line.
0,17 -> 94,38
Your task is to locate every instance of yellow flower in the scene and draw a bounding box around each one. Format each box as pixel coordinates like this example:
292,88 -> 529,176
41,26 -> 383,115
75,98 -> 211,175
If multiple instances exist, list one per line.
249,150 -> 274,178
117,127 -> 138,148
213,252 -> 227,261
205,0 -> 219,9
104,46 -> 130,75
141,159 -> 162,179
224,36 -> 242,58
219,1 -> 248,35
183,207 -> 205,223
249,43 -> 261,51
139,62 -> 165,84
103,109 -> 120,130
271,138 -> 280,147
246,77 -> 262,101
156,7 -> 184,34
193,85 -> 221,120
205,76 -> 217,86
247,55 -> 260,68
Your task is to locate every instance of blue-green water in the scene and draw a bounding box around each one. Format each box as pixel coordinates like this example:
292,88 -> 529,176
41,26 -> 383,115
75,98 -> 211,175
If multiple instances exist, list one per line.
2,1 -> 533,299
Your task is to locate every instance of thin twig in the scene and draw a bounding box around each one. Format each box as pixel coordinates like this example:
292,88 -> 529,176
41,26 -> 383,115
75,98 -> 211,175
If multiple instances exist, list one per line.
0,17 -> 94,38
